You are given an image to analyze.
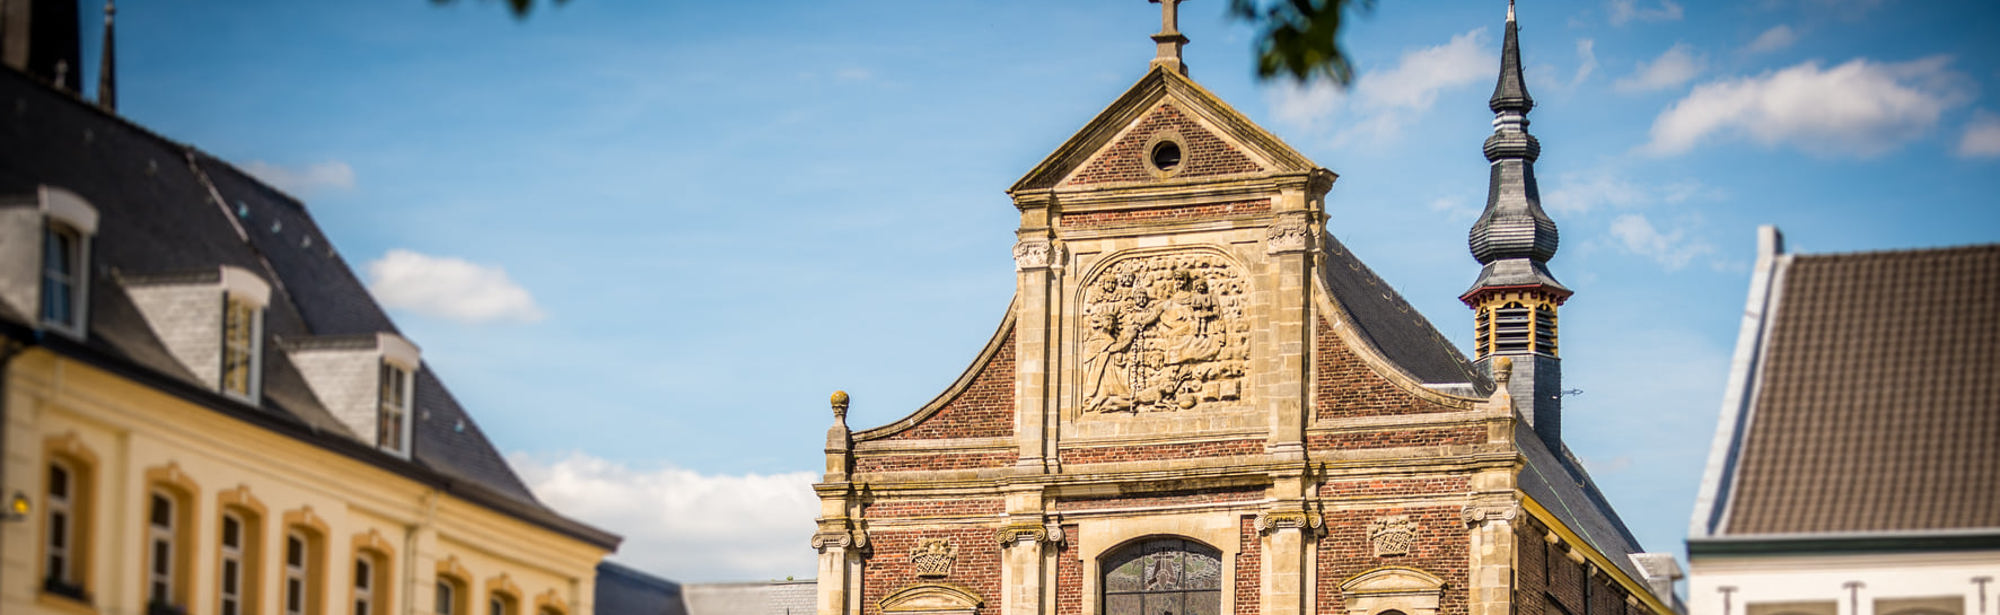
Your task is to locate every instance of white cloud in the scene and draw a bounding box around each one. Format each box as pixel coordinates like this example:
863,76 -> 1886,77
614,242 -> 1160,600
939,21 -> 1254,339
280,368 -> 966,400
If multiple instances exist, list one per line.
513,452 -> 819,582
1544,172 -> 1713,216
1744,25 -> 1799,54
1957,111 -> 2000,158
1608,213 -> 1714,270
1615,43 -> 1704,93
1269,29 -> 1493,143
1427,195 -> 1481,222
242,160 -> 356,196
1571,39 -> 1599,88
1607,0 -> 1684,25
1644,56 -> 1971,157
366,249 -> 546,324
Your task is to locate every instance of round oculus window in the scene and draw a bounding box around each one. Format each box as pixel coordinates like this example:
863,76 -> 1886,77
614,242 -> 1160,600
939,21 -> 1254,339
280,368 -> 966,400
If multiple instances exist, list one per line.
1150,141 -> 1183,172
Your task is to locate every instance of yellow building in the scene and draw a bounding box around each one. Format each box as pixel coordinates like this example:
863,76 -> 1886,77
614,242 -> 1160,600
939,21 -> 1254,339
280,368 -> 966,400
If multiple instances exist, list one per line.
0,15 -> 621,615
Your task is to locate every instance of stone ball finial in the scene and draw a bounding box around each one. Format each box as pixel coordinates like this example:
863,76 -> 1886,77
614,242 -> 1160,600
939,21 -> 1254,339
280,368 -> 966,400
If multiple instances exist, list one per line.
1493,356 -> 1514,385
830,390 -> 850,420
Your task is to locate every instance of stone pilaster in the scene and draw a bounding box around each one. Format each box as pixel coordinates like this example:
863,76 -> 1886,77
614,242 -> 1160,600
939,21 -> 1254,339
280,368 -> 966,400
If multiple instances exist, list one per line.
1463,477 -> 1521,615
1258,471 -> 1319,615
812,484 -> 863,615
1013,191 -> 1061,473
1262,184 -> 1319,459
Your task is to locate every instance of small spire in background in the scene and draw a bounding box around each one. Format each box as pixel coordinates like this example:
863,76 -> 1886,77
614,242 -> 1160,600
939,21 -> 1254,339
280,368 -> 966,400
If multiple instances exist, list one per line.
1508,0 -> 1516,23
1149,0 -> 1189,76
97,0 -> 116,112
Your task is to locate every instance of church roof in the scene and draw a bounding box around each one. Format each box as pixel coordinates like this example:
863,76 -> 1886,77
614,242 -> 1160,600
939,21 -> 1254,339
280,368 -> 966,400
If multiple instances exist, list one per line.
0,68 -> 619,549
595,561 -> 689,615
1320,233 -> 1488,389
1692,236 -> 2000,546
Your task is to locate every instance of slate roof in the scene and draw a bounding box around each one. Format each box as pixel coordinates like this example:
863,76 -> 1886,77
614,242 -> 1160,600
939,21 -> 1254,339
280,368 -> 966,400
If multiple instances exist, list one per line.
0,68 -> 616,548
1515,421 -> 1650,582
1319,233 -> 1490,390
1712,243 -> 2000,536
595,562 -> 688,615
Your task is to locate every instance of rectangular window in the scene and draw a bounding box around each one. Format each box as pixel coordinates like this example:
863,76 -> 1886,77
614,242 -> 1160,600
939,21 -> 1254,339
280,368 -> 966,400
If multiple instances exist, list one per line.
41,224 -> 78,327
220,514 -> 244,615
147,492 -> 175,606
378,363 -> 409,452
285,533 -> 308,615
45,463 -> 74,588
354,558 -> 373,615
490,595 -> 513,615
437,581 -> 456,615
221,296 -> 258,396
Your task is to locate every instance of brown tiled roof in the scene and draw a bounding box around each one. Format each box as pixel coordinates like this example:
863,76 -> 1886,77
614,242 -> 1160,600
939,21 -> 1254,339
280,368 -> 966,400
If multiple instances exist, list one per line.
1723,244 -> 2000,535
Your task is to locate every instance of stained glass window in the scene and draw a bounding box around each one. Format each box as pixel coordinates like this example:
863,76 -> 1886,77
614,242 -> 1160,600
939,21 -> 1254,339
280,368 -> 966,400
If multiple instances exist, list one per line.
1102,538 -> 1222,615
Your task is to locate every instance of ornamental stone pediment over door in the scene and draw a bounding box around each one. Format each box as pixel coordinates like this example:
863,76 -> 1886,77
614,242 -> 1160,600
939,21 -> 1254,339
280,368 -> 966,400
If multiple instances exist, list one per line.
1076,248 -> 1252,417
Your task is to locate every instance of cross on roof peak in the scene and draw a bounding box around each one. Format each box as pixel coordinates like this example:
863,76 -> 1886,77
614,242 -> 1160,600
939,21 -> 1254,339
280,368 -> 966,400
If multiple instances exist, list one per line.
1149,0 -> 1190,76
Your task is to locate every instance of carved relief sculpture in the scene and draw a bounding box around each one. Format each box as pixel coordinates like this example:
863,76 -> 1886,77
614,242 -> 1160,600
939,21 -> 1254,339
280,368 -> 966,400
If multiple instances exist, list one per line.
909,538 -> 958,578
1369,515 -> 1415,556
1080,252 -> 1250,414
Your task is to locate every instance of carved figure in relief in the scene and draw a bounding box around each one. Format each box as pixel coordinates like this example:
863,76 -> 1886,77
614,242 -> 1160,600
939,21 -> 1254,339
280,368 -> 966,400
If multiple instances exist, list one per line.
1080,252 -> 1248,414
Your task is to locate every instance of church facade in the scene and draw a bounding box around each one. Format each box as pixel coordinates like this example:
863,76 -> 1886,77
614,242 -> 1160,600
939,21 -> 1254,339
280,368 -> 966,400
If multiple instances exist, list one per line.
811,5 -> 1679,615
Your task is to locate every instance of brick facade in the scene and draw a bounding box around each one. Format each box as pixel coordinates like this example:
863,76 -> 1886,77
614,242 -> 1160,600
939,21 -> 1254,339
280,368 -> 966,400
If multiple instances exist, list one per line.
1065,103 -> 1263,186
1514,515 -> 1646,615
1236,516 -> 1261,615
863,528 -> 1003,615
863,498 -> 1005,520
1316,506 -> 1471,615
1056,438 -> 1265,465
852,451 -> 1017,473
883,332 -> 1017,441
1314,317 -> 1464,420
1052,486 -> 1266,512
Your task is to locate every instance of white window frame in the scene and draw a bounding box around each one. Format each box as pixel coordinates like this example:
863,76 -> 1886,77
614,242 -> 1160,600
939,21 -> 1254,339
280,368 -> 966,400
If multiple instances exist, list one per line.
147,491 -> 176,606
45,461 -> 75,588
37,185 -> 97,339
220,512 -> 245,615
437,580 -> 456,615
216,267 -> 271,403
285,532 -> 309,615
354,556 -> 374,615
377,361 -> 413,454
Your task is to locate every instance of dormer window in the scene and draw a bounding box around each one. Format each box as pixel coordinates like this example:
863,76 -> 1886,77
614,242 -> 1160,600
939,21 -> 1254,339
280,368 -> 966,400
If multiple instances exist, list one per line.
216,268 -> 271,403
377,362 -> 411,454
221,295 -> 262,398
34,186 -> 99,338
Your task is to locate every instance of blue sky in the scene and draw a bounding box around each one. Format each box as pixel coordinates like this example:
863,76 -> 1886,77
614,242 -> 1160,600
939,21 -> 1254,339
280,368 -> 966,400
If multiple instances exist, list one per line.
91,0 -> 2000,582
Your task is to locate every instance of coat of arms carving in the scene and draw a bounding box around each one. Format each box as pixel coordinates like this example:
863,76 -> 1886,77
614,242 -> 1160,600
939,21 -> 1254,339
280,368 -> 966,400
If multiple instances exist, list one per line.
1080,252 -> 1250,414
909,538 -> 958,578
1369,516 -> 1415,557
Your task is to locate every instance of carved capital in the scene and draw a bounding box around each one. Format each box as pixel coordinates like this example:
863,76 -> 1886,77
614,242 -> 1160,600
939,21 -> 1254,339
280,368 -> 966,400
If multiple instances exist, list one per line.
1460,501 -> 1519,527
1255,509 -> 1323,535
1012,239 -> 1066,271
1265,217 -> 1312,254
994,522 -> 1051,547
811,528 -> 869,554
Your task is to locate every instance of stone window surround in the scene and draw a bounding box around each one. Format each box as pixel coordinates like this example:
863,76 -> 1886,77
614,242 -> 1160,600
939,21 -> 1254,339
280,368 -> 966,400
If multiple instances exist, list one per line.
1337,566 -> 1446,615
1073,513 -> 1243,615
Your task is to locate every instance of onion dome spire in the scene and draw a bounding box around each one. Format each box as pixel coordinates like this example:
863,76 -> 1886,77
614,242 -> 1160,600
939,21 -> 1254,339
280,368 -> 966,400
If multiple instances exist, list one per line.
97,0 -> 116,112
1465,0 -> 1563,297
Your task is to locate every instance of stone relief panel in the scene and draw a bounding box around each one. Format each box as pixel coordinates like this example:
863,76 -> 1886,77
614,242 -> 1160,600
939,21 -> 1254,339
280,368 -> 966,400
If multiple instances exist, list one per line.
1369,515 -> 1414,556
1079,251 -> 1251,414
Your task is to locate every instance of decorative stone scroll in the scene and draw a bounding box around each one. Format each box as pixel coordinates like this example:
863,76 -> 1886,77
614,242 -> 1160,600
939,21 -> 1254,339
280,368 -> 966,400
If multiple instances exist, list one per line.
994,522 -> 1052,546
910,538 -> 958,578
1254,509 -> 1324,536
1265,218 -> 1312,254
811,528 -> 869,553
1080,251 -> 1250,414
1369,516 -> 1415,556
1460,501 -> 1519,526
1013,239 -> 1066,271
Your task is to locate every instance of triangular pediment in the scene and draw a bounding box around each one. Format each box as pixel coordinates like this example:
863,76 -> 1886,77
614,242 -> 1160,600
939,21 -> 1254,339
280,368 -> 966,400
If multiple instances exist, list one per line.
1011,67 -> 1318,192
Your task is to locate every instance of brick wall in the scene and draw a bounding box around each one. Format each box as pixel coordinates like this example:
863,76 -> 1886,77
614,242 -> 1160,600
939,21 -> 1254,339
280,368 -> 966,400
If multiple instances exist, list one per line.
1066,104 -> 1263,186
863,528 -> 1002,615
1057,438 -> 1264,465
853,451 -> 1018,473
1316,506 -> 1469,615
1305,426 -> 1485,451
863,498 -> 1005,520
1058,199 -> 1271,229
1318,476 -> 1472,499
1314,317 -> 1462,421
885,333 -> 1016,441
1236,516 -> 1261,615
1052,486 -> 1266,512
1514,515 -> 1645,615
1057,525 -> 1082,615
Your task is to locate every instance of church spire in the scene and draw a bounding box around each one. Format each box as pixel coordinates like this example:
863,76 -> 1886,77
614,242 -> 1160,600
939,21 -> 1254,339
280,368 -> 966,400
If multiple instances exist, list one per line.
1463,0 -> 1568,448
1149,0 -> 1189,75
97,0 -> 116,112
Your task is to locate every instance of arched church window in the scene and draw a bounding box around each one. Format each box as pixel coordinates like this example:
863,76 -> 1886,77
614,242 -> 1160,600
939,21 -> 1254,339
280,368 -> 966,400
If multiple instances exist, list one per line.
1101,537 -> 1222,615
